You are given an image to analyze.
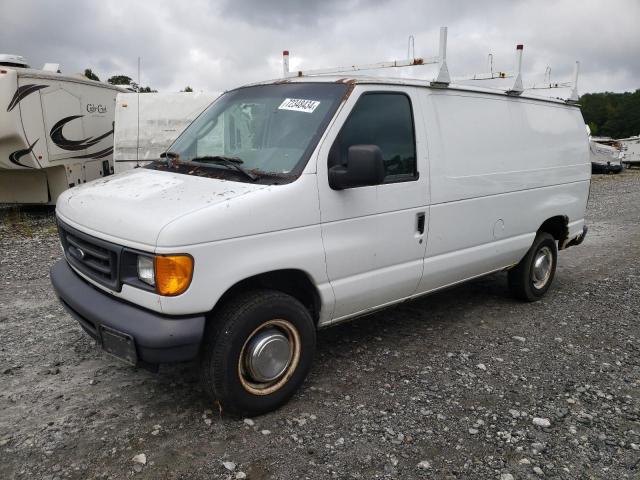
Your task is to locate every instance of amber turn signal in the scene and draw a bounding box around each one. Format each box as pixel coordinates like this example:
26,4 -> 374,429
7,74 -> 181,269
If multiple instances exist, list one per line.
154,255 -> 194,296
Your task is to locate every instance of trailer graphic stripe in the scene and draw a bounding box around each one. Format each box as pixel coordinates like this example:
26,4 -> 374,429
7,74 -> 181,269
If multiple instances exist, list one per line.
50,115 -> 114,151
6,84 -> 48,112
66,146 -> 114,160
8,138 -> 39,168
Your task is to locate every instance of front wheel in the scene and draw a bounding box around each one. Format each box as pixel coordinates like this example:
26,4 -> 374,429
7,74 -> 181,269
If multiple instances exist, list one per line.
199,289 -> 316,416
508,232 -> 558,302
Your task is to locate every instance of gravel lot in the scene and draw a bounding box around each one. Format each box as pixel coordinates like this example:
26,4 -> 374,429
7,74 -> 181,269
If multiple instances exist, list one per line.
1,170 -> 639,480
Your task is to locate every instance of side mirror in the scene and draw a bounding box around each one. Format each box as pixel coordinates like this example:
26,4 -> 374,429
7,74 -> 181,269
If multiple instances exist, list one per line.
328,145 -> 385,190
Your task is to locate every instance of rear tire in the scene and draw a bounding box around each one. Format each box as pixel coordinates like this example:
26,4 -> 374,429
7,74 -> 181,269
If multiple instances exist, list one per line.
508,232 -> 557,302
199,289 -> 316,416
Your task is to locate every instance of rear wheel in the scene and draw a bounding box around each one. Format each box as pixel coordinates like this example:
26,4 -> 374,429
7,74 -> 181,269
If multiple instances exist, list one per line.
508,232 -> 557,302
200,289 -> 316,416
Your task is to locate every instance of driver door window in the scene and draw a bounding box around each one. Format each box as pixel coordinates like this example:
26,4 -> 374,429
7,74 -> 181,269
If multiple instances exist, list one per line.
330,92 -> 417,182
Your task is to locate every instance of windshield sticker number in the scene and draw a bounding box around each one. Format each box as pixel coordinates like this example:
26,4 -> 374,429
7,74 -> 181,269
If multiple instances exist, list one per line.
278,98 -> 320,113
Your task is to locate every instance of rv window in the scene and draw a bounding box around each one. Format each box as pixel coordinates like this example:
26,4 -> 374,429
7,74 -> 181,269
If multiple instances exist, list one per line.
332,92 -> 417,182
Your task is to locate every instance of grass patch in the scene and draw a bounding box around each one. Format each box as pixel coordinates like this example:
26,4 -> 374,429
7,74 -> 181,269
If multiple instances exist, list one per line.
1,206 -> 56,238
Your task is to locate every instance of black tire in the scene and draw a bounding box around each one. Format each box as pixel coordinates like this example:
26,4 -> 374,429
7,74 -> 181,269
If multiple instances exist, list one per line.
508,232 -> 558,302
199,289 -> 316,416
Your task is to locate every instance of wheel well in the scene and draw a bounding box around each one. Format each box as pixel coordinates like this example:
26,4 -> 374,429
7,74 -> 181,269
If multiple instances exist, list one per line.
214,270 -> 321,324
538,215 -> 569,242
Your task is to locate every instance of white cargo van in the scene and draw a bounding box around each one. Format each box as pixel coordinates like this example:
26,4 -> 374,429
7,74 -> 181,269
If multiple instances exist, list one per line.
0,54 -> 125,204
50,69 -> 590,415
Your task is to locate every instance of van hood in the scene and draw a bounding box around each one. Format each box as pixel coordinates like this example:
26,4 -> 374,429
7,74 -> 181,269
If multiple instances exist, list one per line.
56,169 -> 267,247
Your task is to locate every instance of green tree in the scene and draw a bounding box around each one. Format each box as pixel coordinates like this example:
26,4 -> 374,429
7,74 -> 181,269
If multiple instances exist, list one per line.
84,68 -> 100,81
182,86 -> 193,92
581,90 -> 640,138
107,75 -> 133,86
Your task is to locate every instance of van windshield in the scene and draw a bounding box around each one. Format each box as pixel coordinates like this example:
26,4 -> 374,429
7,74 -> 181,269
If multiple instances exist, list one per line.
154,83 -> 347,183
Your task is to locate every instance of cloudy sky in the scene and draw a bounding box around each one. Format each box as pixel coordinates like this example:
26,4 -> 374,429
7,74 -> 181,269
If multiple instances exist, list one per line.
2,0 -> 638,97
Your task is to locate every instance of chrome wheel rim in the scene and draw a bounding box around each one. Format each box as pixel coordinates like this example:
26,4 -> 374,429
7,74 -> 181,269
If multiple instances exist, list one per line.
238,319 -> 300,395
532,246 -> 553,289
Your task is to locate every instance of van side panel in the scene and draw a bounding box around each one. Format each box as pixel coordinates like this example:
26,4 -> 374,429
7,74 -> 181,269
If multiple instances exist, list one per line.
416,90 -> 590,294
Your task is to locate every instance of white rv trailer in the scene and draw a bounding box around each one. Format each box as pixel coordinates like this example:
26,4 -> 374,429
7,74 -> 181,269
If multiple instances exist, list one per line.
0,54 -> 125,204
113,92 -> 218,173
618,135 -> 640,168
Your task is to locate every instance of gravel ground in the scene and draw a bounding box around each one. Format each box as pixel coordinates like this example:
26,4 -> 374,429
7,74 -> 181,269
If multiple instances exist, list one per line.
1,170 -> 639,480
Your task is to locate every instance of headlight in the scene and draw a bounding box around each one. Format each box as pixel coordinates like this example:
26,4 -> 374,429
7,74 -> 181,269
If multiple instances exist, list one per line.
137,255 -> 155,286
135,253 -> 193,295
154,255 -> 194,296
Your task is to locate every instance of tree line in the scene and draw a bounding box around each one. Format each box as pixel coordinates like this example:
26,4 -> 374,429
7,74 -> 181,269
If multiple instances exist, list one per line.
580,90 -> 640,139
83,68 -> 192,93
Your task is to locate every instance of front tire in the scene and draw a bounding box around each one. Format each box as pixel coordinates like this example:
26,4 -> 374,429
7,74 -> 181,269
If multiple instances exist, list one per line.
508,232 -> 558,302
200,289 -> 316,416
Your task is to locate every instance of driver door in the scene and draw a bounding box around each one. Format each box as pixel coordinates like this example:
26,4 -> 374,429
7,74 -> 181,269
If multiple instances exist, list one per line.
317,86 -> 429,322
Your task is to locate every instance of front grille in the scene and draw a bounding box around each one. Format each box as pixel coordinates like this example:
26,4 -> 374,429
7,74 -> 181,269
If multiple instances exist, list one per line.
57,220 -> 122,291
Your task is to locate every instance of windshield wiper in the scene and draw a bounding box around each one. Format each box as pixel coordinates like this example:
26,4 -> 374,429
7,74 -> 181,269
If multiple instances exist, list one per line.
191,155 -> 259,182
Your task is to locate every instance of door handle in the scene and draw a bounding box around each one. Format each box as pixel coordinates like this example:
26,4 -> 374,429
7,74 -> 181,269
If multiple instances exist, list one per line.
416,212 -> 426,235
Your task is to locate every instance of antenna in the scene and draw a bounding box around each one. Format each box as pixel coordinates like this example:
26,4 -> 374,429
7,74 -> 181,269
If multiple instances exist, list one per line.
136,56 -> 140,167
407,35 -> 415,59
507,44 -> 524,95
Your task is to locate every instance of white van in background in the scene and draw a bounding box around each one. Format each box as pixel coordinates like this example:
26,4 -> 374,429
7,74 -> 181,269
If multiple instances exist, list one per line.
113,92 -> 218,173
50,74 -> 590,416
0,54 -> 125,204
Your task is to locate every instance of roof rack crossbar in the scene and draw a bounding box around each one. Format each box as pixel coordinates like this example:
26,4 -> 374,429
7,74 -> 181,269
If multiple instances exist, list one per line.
453,52 -> 513,81
283,55 -> 439,78
524,60 -> 580,103
282,26 -> 451,86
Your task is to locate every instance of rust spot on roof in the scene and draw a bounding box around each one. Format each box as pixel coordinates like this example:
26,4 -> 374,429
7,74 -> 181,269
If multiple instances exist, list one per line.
340,80 -> 357,103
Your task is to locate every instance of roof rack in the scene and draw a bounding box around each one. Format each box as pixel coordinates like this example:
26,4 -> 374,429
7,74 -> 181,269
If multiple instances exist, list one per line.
282,26 -> 451,86
281,29 -> 580,102
526,61 -> 580,102
453,53 -> 513,81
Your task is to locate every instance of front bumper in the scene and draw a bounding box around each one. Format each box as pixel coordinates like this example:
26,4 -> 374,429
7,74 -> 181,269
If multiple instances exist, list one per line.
50,259 -> 206,364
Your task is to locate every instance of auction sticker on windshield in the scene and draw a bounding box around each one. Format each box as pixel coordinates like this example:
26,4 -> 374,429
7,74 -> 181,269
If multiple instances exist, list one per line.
278,98 -> 320,113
